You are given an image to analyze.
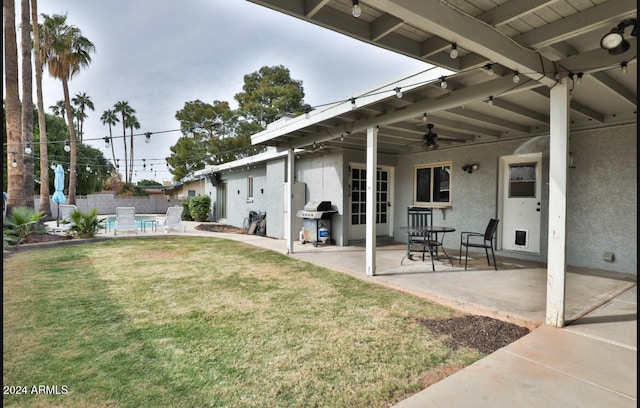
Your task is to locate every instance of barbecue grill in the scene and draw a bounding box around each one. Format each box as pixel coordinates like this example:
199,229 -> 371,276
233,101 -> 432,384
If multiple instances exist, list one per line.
296,201 -> 337,247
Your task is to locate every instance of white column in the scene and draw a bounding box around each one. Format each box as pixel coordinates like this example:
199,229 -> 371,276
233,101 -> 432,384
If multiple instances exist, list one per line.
286,148 -> 295,254
546,77 -> 569,327
366,127 -> 378,276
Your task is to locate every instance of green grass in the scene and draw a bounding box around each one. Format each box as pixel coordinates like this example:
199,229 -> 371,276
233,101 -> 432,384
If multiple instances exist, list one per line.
3,237 -> 483,407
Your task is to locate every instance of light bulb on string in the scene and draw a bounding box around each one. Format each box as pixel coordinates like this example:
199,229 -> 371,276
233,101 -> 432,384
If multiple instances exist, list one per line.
64,140 -> 71,152
24,143 -> 32,154
104,137 -> 111,148
351,0 -> 361,17
144,132 -> 151,144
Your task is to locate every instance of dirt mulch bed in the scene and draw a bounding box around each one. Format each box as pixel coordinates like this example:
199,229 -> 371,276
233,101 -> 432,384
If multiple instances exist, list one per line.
415,315 -> 530,354
22,233 -> 74,244
195,223 -> 246,234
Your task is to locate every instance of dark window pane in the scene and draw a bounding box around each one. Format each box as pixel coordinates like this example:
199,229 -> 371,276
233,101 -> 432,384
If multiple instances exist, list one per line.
353,169 -> 360,179
380,214 -> 387,223
352,215 -> 359,224
381,193 -> 387,202
416,167 -> 431,202
380,171 -> 388,181
352,203 -> 359,213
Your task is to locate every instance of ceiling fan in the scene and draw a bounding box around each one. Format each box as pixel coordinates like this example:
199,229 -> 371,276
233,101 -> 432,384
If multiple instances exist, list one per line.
422,123 -> 439,151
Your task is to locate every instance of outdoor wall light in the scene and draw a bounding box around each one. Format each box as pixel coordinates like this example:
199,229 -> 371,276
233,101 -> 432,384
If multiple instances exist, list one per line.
462,163 -> 479,173
351,0 -> 362,18
600,18 -> 637,55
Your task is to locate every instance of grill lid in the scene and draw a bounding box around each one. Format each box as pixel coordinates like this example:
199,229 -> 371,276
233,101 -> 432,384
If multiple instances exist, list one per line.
303,201 -> 332,211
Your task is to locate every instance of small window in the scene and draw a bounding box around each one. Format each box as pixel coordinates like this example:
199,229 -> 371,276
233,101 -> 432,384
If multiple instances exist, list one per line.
188,190 -> 196,198
247,176 -> 254,202
414,162 -> 452,206
509,163 -> 536,198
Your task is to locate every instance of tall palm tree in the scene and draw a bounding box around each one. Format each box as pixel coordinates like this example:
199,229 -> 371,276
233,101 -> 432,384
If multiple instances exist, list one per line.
125,114 -> 140,183
21,0 -> 35,209
4,0 -> 26,209
49,99 -> 66,117
72,92 -> 94,142
41,13 -> 95,205
100,109 -> 119,170
32,0 -> 53,217
113,101 -> 134,183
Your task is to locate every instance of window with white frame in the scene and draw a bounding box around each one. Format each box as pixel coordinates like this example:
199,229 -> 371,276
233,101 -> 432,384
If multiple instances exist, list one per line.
414,162 -> 452,206
247,176 -> 254,202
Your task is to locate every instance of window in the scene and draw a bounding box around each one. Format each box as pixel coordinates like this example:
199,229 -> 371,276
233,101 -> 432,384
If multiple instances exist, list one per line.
247,176 -> 254,202
188,190 -> 196,198
414,162 -> 451,206
509,163 -> 536,197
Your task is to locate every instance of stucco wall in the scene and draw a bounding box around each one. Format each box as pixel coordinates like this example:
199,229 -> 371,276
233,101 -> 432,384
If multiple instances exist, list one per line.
392,123 -> 636,275
37,193 -> 178,218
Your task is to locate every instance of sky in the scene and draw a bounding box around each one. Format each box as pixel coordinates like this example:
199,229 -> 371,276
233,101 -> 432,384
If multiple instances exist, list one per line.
11,0 -> 428,183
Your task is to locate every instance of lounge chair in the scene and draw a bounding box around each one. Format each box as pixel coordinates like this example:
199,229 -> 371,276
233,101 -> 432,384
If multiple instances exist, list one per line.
51,204 -> 78,233
158,205 -> 185,233
114,207 -> 137,235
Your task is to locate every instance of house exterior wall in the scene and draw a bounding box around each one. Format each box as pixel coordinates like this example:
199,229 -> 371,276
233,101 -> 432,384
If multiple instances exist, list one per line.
392,123 -> 636,275
204,124 -> 635,275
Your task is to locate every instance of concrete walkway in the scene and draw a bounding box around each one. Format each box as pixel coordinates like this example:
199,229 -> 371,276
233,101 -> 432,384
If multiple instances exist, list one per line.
47,221 -> 638,406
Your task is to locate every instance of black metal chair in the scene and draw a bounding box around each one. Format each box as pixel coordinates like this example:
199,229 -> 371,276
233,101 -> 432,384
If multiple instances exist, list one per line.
401,207 -> 436,269
459,219 -> 500,270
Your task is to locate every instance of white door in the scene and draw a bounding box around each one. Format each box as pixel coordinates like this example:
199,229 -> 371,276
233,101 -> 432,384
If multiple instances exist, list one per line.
349,164 -> 393,240
499,154 -> 542,253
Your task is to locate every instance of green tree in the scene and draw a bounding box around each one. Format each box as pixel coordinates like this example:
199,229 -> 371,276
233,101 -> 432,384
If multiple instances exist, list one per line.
33,0 -> 53,217
137,179 -> 162,186
125,114 -> 140,184
21,0 -> 36,210
4,0 -> 26,210
72,91 -> 94,142
235,65 -> 310,126
41,13 -> 95,205
113,100 -> 134,183
100,108 -> 119,169
49,100 -> 65,117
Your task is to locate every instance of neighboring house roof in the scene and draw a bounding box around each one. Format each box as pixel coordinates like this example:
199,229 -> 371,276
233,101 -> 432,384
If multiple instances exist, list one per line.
194,146 -> 304,176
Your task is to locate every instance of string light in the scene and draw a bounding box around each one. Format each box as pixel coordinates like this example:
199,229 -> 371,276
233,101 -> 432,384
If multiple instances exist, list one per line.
488,96 -> 494,106
64,140 -> 71,152
621,61 -> 628,74
395,87 -> 403,98
351,98 -> 357,110
449,43 -> 458,59
423,113 -> 428,122
485,63 -> 494,76
11,152 -> 17,167
24,143 -> 32,154
351,0 -> 361,17
440,77 -> 448,89
104,137 -> 111,148
144,132 -> 152,143
513,71 -> 520,83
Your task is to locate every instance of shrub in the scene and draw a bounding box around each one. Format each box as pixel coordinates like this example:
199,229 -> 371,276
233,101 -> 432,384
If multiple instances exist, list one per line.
67,208 -> 105,238
181,201 -> 193,221
4,206 -> 47,246
188,195 -> 211,222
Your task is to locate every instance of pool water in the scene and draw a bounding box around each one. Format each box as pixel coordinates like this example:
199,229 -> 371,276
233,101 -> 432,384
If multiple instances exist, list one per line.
101,215 -> 158,232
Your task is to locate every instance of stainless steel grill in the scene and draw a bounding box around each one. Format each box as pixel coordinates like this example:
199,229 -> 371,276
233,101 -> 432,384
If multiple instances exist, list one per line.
296,201 -> 337,246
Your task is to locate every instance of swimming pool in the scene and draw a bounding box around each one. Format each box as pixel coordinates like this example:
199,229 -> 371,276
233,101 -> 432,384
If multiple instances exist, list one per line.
101,214 -> 159,232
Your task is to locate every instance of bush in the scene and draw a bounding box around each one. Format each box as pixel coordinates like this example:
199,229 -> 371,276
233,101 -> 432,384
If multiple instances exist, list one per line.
181,201 -> 192,221
4,206 -> 47,246
188,196 -> 211,222
67,208 -> 105,238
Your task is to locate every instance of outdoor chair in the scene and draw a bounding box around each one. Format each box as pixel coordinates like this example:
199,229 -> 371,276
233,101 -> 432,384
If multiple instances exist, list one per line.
401,207 -> 437,270
114,207 -> 137,235
459,218 -> 500,270
158,205 -> 185,233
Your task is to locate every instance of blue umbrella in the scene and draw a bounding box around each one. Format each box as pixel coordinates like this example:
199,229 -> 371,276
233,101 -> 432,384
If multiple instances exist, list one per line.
52,164 -> 66,225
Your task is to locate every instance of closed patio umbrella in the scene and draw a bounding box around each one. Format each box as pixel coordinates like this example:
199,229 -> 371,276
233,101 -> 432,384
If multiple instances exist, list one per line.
52,164 -> 66,226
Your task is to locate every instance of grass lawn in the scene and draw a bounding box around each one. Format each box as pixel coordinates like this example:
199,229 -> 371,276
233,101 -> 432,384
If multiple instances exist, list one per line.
3,237 -> 485,407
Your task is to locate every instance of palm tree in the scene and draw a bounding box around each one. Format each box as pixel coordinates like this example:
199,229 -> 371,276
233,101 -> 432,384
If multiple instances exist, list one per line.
4,0 -> 26,209
32,0 -> 53,217
113,101 -> 135,183
49,100 -> 66,117
100,109 -> 119,170
72,92 -> 94,142
21,0 -> 35,209
40,13 -> 95,205
125,114 -> 140,183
